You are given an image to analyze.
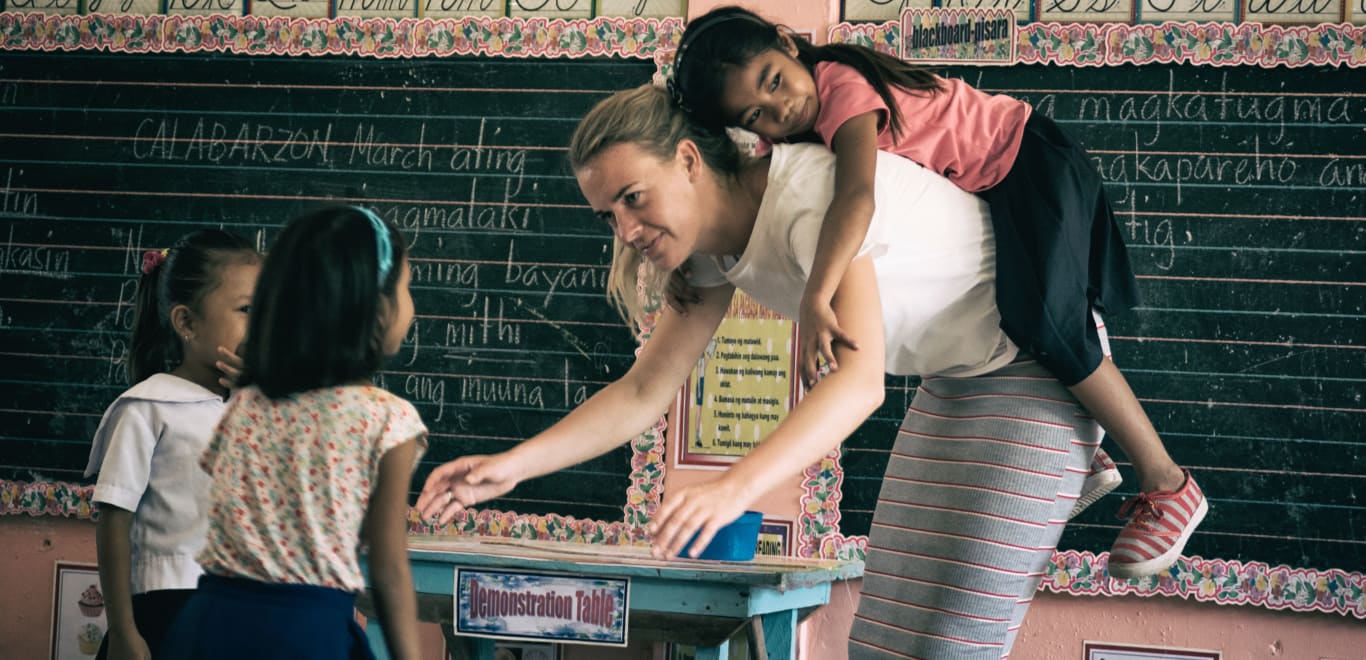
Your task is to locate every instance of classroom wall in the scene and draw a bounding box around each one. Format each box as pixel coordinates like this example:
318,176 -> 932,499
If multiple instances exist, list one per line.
4,1 -> 1363,658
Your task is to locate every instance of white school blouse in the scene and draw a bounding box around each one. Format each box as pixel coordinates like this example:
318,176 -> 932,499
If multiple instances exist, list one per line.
687,142 -> 1018,378
85,373 -> 224,593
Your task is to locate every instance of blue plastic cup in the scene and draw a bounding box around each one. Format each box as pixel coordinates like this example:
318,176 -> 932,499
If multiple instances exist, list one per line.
679,510 -> 764,561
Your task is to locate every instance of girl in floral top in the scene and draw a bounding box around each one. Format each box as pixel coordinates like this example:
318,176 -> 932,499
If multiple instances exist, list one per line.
162,206 -> 427,660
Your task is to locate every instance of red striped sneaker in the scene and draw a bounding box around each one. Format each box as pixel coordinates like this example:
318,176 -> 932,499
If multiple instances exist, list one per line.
1107,471 -> 1208,579
1070,447 -> 1122,519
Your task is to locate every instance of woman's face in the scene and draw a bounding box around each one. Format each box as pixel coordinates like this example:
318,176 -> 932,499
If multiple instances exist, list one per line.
576,141 -> 701,272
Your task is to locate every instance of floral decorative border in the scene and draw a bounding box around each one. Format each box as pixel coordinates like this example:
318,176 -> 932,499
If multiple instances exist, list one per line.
1,479 -> 96,519
797,448 -> 845,558
0,12 -> 682,59
829,20 -> 1366,67
1044,551 -> 1366,618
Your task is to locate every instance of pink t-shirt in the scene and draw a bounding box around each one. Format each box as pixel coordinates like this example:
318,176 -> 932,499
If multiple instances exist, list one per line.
198,385 -> 427,592
812,61 -> 1031,192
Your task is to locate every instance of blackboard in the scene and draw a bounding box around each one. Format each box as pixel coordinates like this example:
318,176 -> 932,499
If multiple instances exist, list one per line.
3,48 -> 1363,574
838,63 -> 1365,573
0,50 -> 656,523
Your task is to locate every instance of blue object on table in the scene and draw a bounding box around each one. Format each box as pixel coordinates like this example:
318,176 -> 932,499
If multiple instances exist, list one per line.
681,510 -> 763,561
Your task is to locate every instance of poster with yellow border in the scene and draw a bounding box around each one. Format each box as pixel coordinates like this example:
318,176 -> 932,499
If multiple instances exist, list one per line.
671,293 -> 800,469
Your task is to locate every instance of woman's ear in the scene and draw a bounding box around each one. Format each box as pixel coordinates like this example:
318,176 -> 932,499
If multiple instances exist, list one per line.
777,30 -> 799,57
169,304 -> 195,343
676,139 -> 703,182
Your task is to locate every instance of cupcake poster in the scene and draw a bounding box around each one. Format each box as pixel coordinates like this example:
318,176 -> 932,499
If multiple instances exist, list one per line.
50,562 -> 106,659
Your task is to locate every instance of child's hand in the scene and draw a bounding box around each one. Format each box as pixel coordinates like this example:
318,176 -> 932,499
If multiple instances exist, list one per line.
665,267 -> 701,316
648,476 -> 748,560
215,345 -> 245,390
798,296 -> 859,389
416,454 -> 522,525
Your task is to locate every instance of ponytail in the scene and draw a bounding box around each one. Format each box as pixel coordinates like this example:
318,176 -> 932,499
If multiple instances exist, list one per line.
127,254 -> 173,383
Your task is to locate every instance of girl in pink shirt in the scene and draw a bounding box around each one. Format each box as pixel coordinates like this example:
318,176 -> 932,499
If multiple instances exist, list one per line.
670,6 -> 1204,581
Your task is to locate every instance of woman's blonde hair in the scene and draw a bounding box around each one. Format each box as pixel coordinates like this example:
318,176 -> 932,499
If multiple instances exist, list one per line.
569,84 -> 742,329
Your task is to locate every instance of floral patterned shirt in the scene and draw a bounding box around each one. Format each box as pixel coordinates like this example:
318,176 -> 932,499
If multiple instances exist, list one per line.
198,385 -> 427,592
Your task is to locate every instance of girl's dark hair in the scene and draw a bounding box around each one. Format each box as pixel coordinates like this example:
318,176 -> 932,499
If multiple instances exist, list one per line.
672,5 -> 942,139
238,205 -> 407,399
128,229 -> 260,384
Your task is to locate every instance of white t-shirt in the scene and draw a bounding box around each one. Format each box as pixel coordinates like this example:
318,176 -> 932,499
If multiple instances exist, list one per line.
84,373 -> 224,593
687,142 -> 1018,377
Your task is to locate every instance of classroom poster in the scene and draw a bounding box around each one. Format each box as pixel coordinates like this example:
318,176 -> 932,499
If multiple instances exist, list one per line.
673,308 -> 798,468
50,562 -> 105,660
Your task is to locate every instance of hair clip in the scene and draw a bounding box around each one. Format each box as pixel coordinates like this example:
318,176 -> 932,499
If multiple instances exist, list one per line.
665,77 -> 691,113
141,248 -> 169,275
354,206 -> 393,286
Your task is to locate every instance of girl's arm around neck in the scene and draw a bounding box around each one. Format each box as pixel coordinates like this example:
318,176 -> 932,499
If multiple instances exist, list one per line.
799,111 -> 881,385
364,437 -> 422,660
651,257 -> 886,558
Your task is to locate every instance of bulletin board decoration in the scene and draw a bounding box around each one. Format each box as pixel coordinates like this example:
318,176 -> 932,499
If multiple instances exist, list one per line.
1043,552 -> 1366,618
0,480 -> 95,519
669,293 -> 800,469
796,449 -> 848,559
828,19 -> 1366,67
0,12 -> 683,59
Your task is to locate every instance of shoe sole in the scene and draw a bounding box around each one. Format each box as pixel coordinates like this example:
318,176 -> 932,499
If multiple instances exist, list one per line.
1107,496 -> 1209,579
1068,469 -> 1122,520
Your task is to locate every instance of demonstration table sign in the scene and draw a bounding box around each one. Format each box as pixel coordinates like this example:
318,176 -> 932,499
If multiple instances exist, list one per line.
455,569 -> 630,646
901,7 -> 1017,65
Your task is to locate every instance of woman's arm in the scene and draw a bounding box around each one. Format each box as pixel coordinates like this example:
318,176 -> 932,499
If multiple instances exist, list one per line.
418,283 -> 736,522
96,505 -> 151,660
363,438 -> 422,660
799,111 -> 881,386
651,256 -> 886,558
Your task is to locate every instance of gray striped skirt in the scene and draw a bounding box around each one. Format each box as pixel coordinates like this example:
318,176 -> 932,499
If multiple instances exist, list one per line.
849,358 -> 1098,659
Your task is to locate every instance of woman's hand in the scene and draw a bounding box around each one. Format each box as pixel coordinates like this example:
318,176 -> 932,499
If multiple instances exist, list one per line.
798,295 -> 859,389
648,475 -> 751,559
416,454 -> 523,524
215,345 -> 245,390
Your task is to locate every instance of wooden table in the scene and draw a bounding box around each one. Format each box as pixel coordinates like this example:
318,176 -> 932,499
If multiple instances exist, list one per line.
359,535 -> 863,660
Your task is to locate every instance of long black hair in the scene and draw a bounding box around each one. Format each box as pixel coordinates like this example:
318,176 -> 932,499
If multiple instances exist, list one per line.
671,5 -> 942,139
238,205 -> 407,399
128,229 -> 259,384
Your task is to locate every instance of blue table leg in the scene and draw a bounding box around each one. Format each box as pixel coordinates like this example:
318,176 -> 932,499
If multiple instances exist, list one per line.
759,609 -> 798,660
694,639 -> 730,660
366,618 -> 389,659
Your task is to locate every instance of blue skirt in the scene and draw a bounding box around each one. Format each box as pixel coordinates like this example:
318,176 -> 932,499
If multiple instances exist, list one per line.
981,113 -> 1141,386
160,575 -> 374,660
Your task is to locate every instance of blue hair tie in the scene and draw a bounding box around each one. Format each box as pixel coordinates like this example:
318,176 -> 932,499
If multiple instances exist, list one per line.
354,206 -> 393,286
